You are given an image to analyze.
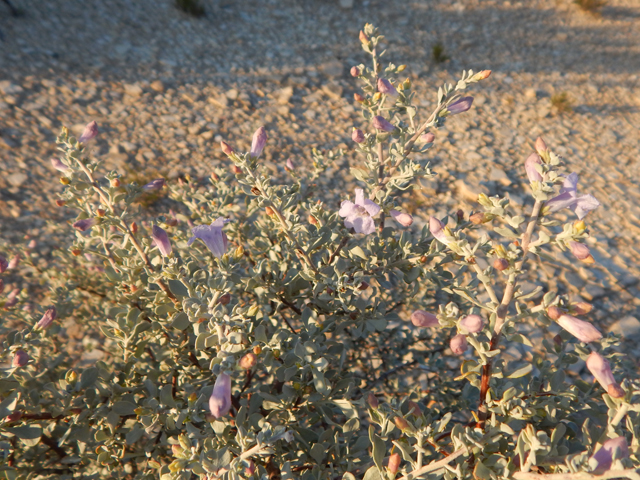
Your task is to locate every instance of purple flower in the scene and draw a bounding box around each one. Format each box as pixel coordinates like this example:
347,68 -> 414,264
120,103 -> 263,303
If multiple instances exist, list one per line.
420,132 -> 435,143
351,128 -> 365,143
377,78 -> 398,97
285,158 -> 296,171
545,173 -> 600,220
590,437 -> 629,474
188,217 -> 229,258
338,188 -> 380,235
78,121 -> 98,143
410,310 -> 439,328
152,225 -> 172,257
586,352 -> 624,398
51,158 -> 69,171
143,178 -> 165,192
5,289 -> 19,308
569,241 -> 594,264
447,97 -> 473,115
460,314 -> 484,334
12,350 -> 28,368
0,255 -> 7,273
250,126 -> 267,159
450,334 -> 468,355
72,218 -> 97,232
36,306 -> 57,330
350,66 -> 360,77
390,210 -> 413,227
8,255 -> 19,270
372,116 -> 395,133
429,217 -> 452,245
209,373 -> 232,418
557,314 -> 602,343
525,153 -> 543,182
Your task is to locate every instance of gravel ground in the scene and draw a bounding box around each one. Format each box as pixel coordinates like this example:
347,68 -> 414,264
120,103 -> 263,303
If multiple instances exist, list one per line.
1,0 -> 640,342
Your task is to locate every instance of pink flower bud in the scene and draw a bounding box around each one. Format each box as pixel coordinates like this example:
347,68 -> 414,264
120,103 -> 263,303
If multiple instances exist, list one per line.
429,216 -> 451,245
220,141 -> 234,156
586,352 -> 624,398
493,258 -> 509,271
388,453 -> 401,474
569,241 -> 594,264
36,306 -> 57,329
143,178 -> 165,192
525,153 -> 543,182
209,373 -> 232,418
372,116 -> 395,133
250,126 -> 267,159
573,302 -> 593,315
390,210 -> 413,227
27,240 -> 36,250
0,255 -> 7,273
5,411 -> 22,423
410,310 -> 439,328
72,218 -> 97,232
547,306 -> 563,320
590,437 -> 629,473
5,288 -> 19,308
239,352 -> 257,370
51,158 -> 69,171
367,392 -> 379,409
450,334 -> 468,355
420,132 -> 435,143
244,460 -> 256,476
351,128 -> 365,143
472,70 -> 492,81
350,66 -> 360,77
459,314 -> 484,333
78,121 -> 98,143
12,350 -> 29,368
447,97 -> 473,115
285,158 -> 296,171
152,225 -> 172,256
557,314 -> 602,343
535,137 -> 548,155
377,78 -> 398,97
217,293 -> 231,305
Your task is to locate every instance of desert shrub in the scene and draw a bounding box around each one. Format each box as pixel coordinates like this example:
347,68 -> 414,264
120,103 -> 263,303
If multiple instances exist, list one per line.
1,24 -> 638,480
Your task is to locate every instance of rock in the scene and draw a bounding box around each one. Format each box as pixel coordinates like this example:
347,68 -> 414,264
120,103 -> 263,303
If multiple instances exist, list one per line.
489,167 -> 511,186
320,59 -> 344,78
226,89 -> 239,101
7,172 -> 28,187
339,0 -> 354,7
524,88 -> 537,100
608,316 -> 640,340
454,179 -> 488,203
150,80 -> 165,93
581,284 -> 606,301
0,81 -> 23,95
124,83 -> 143,97
120,141 -> 138,153
276,86 -> 294,105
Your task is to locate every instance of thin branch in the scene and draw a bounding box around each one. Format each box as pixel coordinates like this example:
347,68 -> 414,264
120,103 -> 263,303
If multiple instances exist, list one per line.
325,235 -> 350,266
397,447 -> 467,480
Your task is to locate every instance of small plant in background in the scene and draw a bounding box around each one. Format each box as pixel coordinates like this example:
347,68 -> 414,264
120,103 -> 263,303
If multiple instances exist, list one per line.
574,0 -> 607,14
175,0 -> 205,17
551,91 -> 573,114
1,23 -> 638,480
432,41 -> 449,63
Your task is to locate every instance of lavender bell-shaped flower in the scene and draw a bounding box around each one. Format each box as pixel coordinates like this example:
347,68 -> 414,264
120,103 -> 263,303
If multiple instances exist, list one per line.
377,78 -> 398,97
524,153 -> 543,182
36,306 -> 57,329
188,217 -> 229,258
78,121 -> 98,143
460,314 -> 484,334
372,116 -> 395,133
429,217 -> 452,245
450,334 -> 468,355
338,188 -> 380,235
545,173 -> 600,219
152,225 -> 172,257
209,373 -> 232,418
250,126 -> 267,159
586,352 -> 625,398
590,437 -> 629,473
568,241 -> 594,264
51,158 -> 69,171
556,314 -> 602,343
447,97 -> 473,115
390,210 -> 413,227
352,128 -> 365,143
72,218 -> 97,232
12,350 -> 29,368
143,178 -> 165,192
410,310 -> 439,328
285,158 -> 296,171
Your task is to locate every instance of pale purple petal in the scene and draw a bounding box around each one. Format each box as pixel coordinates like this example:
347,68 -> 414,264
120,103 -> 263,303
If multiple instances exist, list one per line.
12,350 -> 29,368
0,256 -> 7,273
189,219 -> 228,258
545,191 -> 576,213
352,128 -> 365,143
143,178 -> 165,192
377,78 -> 398,97
78,121 -> 98,143
591,437 -> 629,473
209,373 -> 232,418
51,158 -> 69,171
363,199 -> 380,217
72,218 -> 97,232
339,201 -> 357,218
250,126 -> 267,159
372,116 -> 395,132
354,188 -> 365,207
410,310 -> 439,328
572,194 -> 600,220
390,210 -> 413,227
447,97 -> 473,115
524,153 -> 543,182
429,216 -> 450,245
557,314 -> 602,343
569,241 -> 591,261
560,173 -> 579,195
36,306 -> 57,329
450,334 -> 468,355
152,225 -> 172,257
353,215 -> 376,235
460,314 -> 484,333
586,352 -> 617,392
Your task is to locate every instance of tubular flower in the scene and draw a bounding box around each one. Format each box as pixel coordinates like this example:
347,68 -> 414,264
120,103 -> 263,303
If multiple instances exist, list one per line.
447,97 -> 473,115
410,310 -> 439,328
78,121 -> 98,143
143,178 -> 165,192
208,373 -> 232,418
556,314 -> 602,343
377,78 -> 398,97
36,306 -> 57,330
450,334 -> 468,355
429,217 -> 452,245
372,116 -> 395,133
390,209 -> 413,227
545,173 -> 600,220
590,437 -> 629,474
338,188 -> 380,235
285,158 -> 296,171
351,128 -> 365,143
51,158 -> 69,171
586,352 -> 624,398
220,141 -> 234,156
72,218 -> 96,232
459,314 -> 484,333
239,352 -> 257,370
420,132 -> 435,143
152,225 -> 172,257
8,255 -> 20,270
525,152 -> 543,182
12,350 -> 29,368
568,241 -> 594,264
188,217 -> 229,258
250,126 -> 267,159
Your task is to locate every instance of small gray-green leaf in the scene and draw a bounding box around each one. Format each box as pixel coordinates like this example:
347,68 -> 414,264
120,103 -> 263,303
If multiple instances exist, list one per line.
112,401 -> 137,416
80,367 -> 99,389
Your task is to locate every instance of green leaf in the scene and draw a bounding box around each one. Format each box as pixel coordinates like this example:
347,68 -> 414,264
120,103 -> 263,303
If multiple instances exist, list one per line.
350,246 -> 368,260
312,370 -> 330,396
494,227 -> 519,239
112,401 -> 137,416
505,363 -> 533,379
550,370 -> 565,391
160,385 -> 177,408
10,425 -> 42,447
79,367 -> 99,389
171,312 -> 190,331
369,426 -> 386,472
363,467 -> 382,480
168,279 -> 189,298
473,461 -> 492,480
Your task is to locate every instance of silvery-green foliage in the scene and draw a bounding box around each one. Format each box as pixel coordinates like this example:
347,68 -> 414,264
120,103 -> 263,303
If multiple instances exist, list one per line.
1,23 -> 638,480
